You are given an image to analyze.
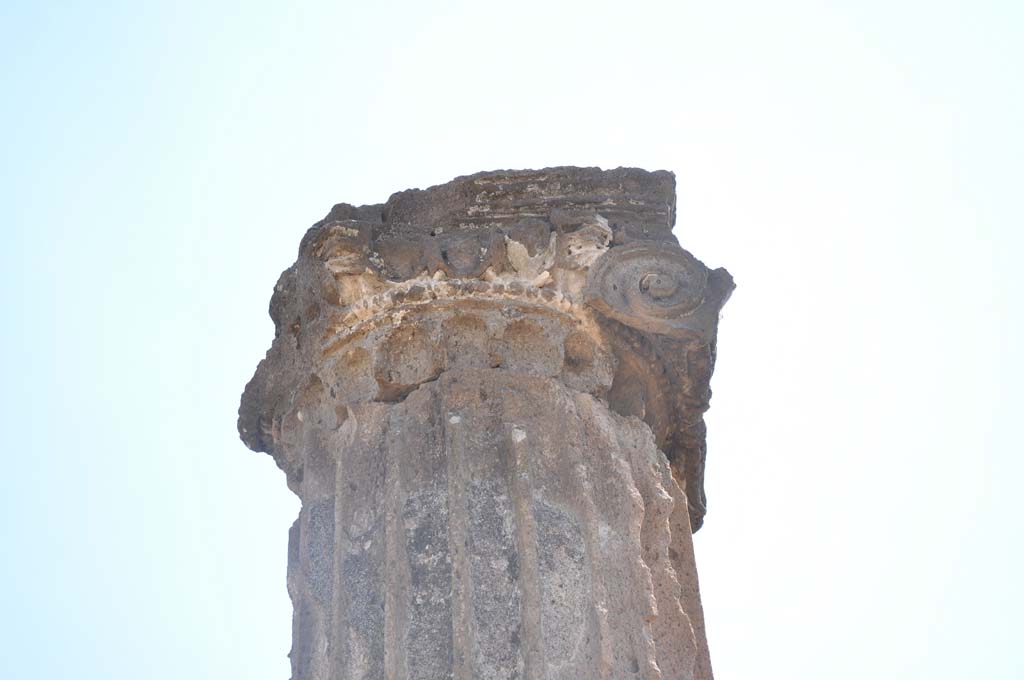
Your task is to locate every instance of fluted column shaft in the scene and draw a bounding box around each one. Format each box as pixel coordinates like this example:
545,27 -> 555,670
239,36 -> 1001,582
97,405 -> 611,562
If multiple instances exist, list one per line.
287,370 -> 711,680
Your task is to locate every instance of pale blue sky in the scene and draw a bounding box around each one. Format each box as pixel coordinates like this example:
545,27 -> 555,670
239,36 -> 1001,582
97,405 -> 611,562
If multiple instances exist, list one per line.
1,1 -> 1021,678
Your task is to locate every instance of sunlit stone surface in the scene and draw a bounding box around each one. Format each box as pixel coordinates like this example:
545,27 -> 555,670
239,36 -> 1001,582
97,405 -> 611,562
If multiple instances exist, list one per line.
239,167 -> 732,680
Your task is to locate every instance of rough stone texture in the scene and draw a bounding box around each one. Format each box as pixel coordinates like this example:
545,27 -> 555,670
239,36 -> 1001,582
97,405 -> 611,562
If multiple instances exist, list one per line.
239,167 -> 732,680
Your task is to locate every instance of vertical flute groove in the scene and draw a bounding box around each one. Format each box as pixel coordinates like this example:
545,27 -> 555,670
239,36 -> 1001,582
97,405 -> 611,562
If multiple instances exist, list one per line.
443,389 -> 474,680
510,417 -> 546,680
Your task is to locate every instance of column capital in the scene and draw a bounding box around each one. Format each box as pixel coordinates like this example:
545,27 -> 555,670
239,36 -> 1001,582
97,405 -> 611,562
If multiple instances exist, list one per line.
239,167 -> 732,530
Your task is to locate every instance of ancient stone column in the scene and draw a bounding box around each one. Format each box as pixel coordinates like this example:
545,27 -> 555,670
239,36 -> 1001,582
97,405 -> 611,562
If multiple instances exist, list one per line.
239,167 -> 733,680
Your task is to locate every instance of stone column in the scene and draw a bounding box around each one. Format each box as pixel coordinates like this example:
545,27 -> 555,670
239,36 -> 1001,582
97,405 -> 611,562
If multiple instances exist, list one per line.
239,167 -> 733,680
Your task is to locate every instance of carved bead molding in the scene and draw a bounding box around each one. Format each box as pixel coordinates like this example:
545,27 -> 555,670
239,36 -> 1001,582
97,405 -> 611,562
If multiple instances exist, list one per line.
239,166 -> 733,530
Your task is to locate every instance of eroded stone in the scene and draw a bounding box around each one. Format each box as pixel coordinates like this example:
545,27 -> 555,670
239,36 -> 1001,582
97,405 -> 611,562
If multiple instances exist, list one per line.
239,167 -> 732,679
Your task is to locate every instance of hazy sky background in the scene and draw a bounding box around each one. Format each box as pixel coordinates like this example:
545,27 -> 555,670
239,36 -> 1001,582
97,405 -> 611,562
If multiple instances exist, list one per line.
2,1 -> 1021,678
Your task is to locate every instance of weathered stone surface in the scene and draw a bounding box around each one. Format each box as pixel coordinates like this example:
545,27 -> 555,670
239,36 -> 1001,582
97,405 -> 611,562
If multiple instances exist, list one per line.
240,167 -> 731,679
